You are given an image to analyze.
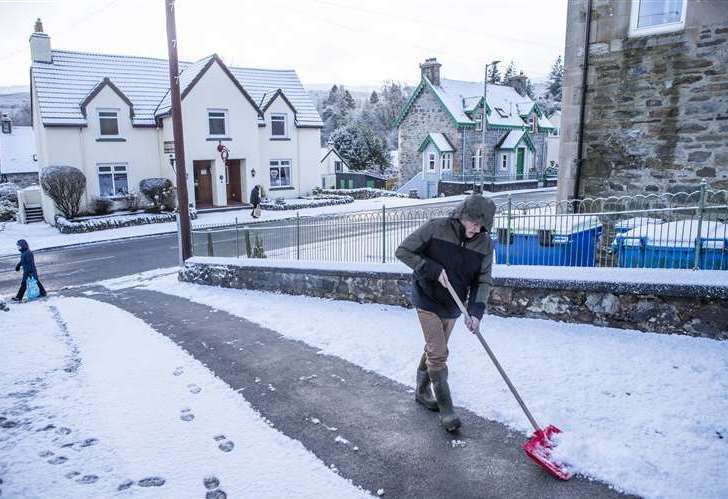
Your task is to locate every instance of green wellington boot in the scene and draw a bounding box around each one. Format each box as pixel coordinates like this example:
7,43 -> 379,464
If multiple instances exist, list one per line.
428,367 -> 461,432
415,353 -> 439,411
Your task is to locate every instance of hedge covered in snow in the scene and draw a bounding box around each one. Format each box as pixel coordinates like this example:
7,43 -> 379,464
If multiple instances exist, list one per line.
260,195 -> 354,211
55,209 -> 197,234
313,187 -> 405,200
0,183 -> 19,222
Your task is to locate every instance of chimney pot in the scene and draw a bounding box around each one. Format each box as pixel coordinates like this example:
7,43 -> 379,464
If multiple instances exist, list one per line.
34,18 -> 44,33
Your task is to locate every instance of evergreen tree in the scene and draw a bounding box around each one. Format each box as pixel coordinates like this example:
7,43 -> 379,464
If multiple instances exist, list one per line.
547,55 -> 564,101
369,90 -> 379,104
487,63 -> 502,84
330,121 -> 390,172
503,61 -> 516,82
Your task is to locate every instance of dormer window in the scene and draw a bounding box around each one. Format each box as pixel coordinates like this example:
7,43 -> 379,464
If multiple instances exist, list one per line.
98,110 -> 119,136
271,114 -> 287,137
530,115 -> 537,133
208,110 -> 227,136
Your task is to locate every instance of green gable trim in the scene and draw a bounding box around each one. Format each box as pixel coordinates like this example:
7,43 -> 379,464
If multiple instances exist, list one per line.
497,131 -> 536,152
393,79 -> 426,128
417,133 -> 455,153
394,77 -> 473,129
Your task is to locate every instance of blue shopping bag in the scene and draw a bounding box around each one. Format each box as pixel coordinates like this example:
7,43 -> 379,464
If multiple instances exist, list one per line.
26,276 -> 41,301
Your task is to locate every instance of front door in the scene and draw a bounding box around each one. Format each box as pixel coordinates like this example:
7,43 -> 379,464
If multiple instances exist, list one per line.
226,159 -> 242,205
193,160 -> 213,207
516,148 -> 525,180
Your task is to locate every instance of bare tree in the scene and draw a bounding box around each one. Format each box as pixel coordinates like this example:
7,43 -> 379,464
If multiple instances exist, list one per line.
40,165 -> 86,219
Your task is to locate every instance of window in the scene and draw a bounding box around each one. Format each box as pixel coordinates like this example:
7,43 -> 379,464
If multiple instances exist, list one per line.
271,114 -> 287,137
530,115 -> 538,133
269,159 -> 292,187
440,153 -> 452,171
500,154 -> 509,171
97,163 -> 128,197
471,148 -> 483,170
98,110 -> 119,136
629,0 -> 686,37
428,152 -> 436,170
208,110 -> 227,136
334,160 -> 343,173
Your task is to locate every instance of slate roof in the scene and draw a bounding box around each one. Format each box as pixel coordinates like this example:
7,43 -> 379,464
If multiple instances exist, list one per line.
31,50 -> 322,128
397,75 -> 554,130
496,130 -> 534,151
419,132 -> 455,153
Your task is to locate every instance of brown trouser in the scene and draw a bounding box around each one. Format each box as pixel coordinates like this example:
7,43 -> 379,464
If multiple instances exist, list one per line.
417,309 -> 457,371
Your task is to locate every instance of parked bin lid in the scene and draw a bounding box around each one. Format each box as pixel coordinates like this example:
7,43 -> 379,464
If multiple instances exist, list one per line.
617,220 -> 728,249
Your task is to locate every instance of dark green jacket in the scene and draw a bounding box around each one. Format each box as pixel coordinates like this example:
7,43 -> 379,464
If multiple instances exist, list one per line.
395,195 -> 495,319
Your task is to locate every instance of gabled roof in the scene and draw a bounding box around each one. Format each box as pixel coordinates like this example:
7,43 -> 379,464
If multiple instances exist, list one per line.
320,146 -> 348,167
496,130 -> 535,151
31,49 -> 323,128
260,88 -> 297,115
418,132 -> 455,153
80,77 -> 134,118
395,75 -> 552,131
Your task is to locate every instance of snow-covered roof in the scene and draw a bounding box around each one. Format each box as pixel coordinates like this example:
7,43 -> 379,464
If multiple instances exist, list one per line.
0,126 -> 38,174
496,130 -> 534,151
31,50 -> 322,128
398,76 -> 554,131
617,220 -> 728,249
320,146 -> 348,166
418,132 -> 455,153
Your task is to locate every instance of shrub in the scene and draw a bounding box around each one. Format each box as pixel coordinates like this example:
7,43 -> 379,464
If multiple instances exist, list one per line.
0,199 -> 17,222
139,178 -> 174,211
40,165 -> 86,219
0,182 -> 19,204
125,191 -> 141,212
92,196 -> 113,215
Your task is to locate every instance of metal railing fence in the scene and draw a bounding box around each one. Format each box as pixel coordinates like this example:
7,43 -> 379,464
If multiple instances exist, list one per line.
191,184 -> 728,270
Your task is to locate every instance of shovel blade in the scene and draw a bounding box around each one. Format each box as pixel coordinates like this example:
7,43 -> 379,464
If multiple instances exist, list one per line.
522,425 -> 573,480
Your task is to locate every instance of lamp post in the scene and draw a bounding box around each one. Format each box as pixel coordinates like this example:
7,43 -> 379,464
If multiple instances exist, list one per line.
482,60 -> 500,193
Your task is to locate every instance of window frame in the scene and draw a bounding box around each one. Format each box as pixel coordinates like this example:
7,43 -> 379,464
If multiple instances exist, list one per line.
500,153 -> 509,172
97,163 -> 129,198
427,152 -> 436,171
440,152 -> 452,171
472,148 -> 483,171
629,0 -> 687,38
97,109 -> 120,137
271,113 -> 288,138
334,160 -> 343,173
269,159 -> 292,188
208,109 -> 228,137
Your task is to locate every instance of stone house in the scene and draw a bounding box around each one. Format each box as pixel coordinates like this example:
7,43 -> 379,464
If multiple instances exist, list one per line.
28,20 -> 322,224
396,58 -> 554,197
0,114 -> 39,188
559,0 -> 728,200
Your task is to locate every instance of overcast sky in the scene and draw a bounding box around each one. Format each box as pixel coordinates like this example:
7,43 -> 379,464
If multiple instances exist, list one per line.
0,0 -> 567,90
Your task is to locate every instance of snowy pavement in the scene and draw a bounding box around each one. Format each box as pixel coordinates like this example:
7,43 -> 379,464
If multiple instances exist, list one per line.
0,188 -> 554,256
0,298 -> 367,498
120,273 -> 727,499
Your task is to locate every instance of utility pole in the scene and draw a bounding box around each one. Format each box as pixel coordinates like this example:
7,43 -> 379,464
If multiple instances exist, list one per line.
165,0 -> 192,261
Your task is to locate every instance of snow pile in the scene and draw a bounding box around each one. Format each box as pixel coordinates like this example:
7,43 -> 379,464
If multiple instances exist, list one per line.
55,209 -> 197,234
140,276 -> 728,499
261,195 -> 354,211
0,298 -> 368,498
315,187 -> 406,200
617,220 -> 728,248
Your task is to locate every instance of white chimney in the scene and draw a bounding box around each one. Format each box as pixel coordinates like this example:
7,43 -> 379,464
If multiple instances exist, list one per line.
29,18 -> 52,63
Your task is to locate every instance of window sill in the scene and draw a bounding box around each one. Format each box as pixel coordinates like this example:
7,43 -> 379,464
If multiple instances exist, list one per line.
96,137 -> 126,142
206,137 -> 232,141
269,186 -> 295,191
270,137 -> 291,141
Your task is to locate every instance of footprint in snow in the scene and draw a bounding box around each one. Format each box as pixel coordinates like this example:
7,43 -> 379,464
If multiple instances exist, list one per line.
138,476 -> 166,487
188,383 -> 202,394
48,455 -> 68,465
39,450 -> 54,458
207,489 -> 227,499
64,471 -> 80,479
117,479 -> 134,491
204,476 -> 220,489
173,367 -> 184,376
214,436 -> 234,452
56,426 -> 72,435
180,408 -> 195,422
76,475 -> 99,484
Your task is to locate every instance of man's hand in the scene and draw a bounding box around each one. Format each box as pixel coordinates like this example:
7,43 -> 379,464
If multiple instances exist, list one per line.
437,269 -> 450,289
465,316 -> 480,334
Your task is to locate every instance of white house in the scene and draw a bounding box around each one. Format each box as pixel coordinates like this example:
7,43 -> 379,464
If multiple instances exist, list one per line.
319,146 -> 349,188
0,114 -> 39,187
546,110 -> 561,171
28,20 -> 322,224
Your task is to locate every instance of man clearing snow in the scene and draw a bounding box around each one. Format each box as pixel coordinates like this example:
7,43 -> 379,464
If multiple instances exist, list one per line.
395,194 -> 495,432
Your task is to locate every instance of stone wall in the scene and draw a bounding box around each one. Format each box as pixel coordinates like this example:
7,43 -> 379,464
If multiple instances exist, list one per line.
437,179 -> 556,196
180,258 -> 728,340
398,86 -> 462,183
2,173 -> 38,189
559,0 -> 728,200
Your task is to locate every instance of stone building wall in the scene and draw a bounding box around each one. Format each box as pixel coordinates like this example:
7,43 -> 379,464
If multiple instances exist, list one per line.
559,0 -> 728,200
397,86 -> 461,183
180,259 -> 728,340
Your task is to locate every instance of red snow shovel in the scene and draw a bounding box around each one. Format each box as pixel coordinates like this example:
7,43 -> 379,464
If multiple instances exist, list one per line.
444,281 -> 573,481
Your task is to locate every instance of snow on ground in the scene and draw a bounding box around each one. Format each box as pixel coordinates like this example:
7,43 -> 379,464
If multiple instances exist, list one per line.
0,188 -> 554,256
128,274 -> 728,499
0,298 -> 369,498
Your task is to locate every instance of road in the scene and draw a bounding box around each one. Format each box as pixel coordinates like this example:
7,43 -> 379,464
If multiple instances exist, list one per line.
0,189 -> 555,297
